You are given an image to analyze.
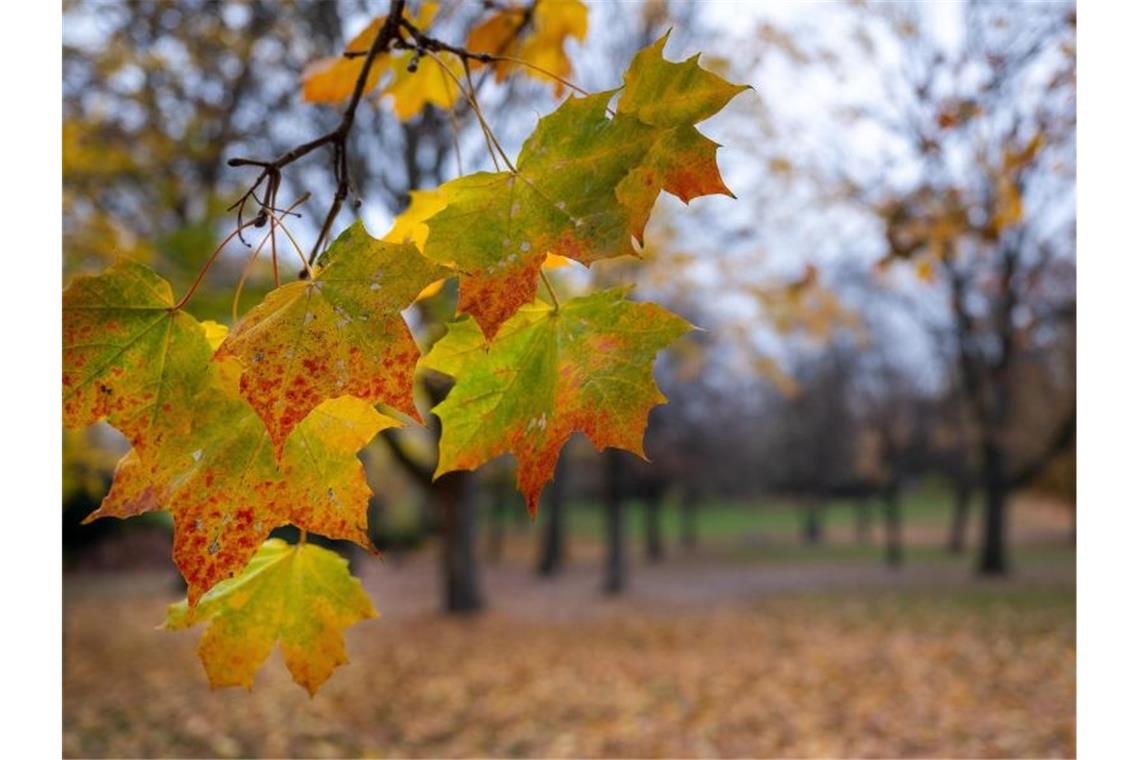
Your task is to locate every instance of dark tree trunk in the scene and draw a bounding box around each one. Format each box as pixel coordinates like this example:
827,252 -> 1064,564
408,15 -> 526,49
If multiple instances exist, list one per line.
802,499 -> 824,545
437,471 -> 483,613
644,486 -> 664,563
883,482 -> 903,568
854,497 -> 873,545
977,442 -> 1009,575
680,486 -> 698,552
602,451 -> 627,595
947,475 -> 972,554
536,457 -> 568,577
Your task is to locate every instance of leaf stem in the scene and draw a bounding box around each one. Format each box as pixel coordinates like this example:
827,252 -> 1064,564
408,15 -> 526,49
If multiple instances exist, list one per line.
231,194 -> 311,322
172,219 -> 259,311
487,54 -> 602,109
423,49 -> 517,173
540,268 -> 560,312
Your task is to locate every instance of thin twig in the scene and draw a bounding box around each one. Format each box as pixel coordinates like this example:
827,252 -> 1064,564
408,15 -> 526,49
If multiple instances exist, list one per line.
172,219 -> 260,311
232,194 -> 312,322
226,0 -> 409,270
463,58 -> 501,171
424,49 -> 516,173
486,54 -> 596,103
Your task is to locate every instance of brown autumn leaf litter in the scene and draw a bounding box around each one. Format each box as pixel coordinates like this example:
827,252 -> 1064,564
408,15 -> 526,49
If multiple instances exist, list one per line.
64,546 -> 1073,759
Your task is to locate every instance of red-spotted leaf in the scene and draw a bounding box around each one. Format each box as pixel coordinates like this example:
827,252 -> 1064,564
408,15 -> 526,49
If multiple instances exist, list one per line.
421,289 -> 691,514
63,260 -> 213,453
216,221 -> 448,457
90,365 -> 398,605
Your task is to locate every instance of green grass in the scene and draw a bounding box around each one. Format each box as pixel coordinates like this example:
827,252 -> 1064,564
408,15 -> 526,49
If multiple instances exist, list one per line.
550,486 -> 1074,572
723,540 -> 1073,568
561,486 -> 959,543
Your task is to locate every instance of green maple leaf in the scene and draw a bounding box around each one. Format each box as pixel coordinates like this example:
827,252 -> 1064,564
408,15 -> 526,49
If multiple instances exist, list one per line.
421,289 -> 691,514
63,260 -> 213,453
420,35 -> 746,340
616,32 -> 749,127
165,538 -> 377,695
216,221 -> 448,457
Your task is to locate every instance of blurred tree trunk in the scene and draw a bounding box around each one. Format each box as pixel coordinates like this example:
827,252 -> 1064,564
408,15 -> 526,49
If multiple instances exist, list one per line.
854,496 -> 873,545
680,486 -> 699,552
380,428 -> 487,615
947,476 -> 972,554
437,471 -> 483,614
382,370 -> 493,614
644,485 -> 664,563
536,457 -> 568,577
977,442 -> 1008,575
883,481 -> 903,568
602,451 -> 627,595
801,498 -> 824,545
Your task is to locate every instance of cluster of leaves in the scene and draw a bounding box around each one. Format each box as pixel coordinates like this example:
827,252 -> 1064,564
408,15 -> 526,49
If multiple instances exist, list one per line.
63,2 -> 745,694
878,126 -> 1049,280
302,1 -> 587,117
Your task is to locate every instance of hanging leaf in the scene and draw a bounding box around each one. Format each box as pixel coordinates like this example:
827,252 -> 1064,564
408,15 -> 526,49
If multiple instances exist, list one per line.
382,51 -> 464,121
301,16 -> 389,104
165,538 -> 377,695
303,4 -> 469,121
616,33 -> 748,128
467,0 -> 589,95
216,221 -> 448,457
90,370 -> 398,605
63,260 -> 214,454
422,289 -> 691,514
421,36 -> 746,338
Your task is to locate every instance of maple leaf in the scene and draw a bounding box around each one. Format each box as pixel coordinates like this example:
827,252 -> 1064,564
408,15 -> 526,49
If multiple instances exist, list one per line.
466,0 -> 589,95
382,50 -> 463,121
215,221 -> 447,457
421,288 -> 691,515
301,16 -> 389,104
421,36 -> 746,339
90,369 -> 399,604
615,32 -> 748,129
165,538 -> 377,695
302,4 -> 465,122
63,259 -> 213,453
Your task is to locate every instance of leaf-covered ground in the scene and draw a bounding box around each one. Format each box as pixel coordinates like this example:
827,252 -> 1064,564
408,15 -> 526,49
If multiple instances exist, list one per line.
64,499 -> 1074,759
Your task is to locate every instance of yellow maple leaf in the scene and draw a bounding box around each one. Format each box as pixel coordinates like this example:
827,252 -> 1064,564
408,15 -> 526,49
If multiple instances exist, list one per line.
382,51 -> 464,121
165,539 -> 377,695
466,0 -> 588,95
301,4 -> 440,106
301,17 -> 388,104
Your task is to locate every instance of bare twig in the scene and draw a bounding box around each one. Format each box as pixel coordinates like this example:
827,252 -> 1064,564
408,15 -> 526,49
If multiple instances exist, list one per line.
227,0 -> 409,270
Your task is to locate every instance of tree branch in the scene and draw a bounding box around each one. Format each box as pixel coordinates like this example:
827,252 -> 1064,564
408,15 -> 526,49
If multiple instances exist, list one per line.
226,0 -> 409,268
